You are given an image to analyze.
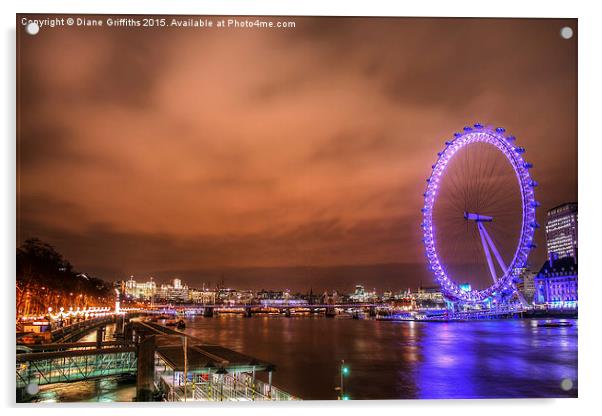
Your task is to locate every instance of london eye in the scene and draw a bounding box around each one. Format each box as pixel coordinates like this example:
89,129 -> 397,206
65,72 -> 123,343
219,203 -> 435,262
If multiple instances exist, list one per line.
421,124 -> 539,305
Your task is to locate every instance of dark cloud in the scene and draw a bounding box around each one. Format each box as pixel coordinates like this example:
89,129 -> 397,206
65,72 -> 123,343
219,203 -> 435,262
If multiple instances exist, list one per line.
17,15 -> 577,290
18,212 -> 422,290
17,124 -> 72,168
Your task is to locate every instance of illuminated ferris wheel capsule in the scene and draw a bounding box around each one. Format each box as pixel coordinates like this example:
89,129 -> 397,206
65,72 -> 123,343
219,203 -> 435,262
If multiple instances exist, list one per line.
421,124 -> 538,304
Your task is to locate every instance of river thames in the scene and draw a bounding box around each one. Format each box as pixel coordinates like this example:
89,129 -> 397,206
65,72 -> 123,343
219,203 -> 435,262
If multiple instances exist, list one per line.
30,316 -> 577,402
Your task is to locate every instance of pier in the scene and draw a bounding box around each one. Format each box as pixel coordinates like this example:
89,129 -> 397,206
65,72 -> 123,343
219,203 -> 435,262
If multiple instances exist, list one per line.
131,320 -> 297,401
16,314 -> 298,402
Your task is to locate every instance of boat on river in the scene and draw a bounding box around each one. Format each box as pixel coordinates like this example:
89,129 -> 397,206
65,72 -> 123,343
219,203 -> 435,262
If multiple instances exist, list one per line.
165,318 -> 186,329
537,321 -> 573,328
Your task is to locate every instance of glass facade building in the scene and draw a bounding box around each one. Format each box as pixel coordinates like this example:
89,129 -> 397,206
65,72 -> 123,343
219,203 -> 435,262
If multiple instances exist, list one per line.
545,203 -> 578,261
533,203 -> 578,309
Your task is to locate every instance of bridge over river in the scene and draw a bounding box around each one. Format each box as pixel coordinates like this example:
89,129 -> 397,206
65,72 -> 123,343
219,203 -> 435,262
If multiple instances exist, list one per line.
149,303 -> 381,318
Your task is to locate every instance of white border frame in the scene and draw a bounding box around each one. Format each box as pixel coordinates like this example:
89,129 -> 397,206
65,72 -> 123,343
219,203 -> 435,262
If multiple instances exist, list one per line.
2,2 -> 599,416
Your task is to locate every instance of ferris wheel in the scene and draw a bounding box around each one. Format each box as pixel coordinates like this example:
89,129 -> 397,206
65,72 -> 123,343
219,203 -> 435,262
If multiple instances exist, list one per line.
421,124 -> 539,304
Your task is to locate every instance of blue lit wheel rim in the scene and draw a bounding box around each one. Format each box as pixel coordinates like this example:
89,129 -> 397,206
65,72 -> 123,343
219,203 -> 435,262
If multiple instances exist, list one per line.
421,124 -> 538,303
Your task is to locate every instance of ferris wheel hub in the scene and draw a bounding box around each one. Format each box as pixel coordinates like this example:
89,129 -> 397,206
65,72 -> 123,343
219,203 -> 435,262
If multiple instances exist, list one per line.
463,212 -> 493,222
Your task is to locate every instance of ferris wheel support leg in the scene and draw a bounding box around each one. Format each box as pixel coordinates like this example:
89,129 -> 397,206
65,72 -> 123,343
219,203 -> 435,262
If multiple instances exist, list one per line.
480,224 -> 508,274
477,222 -> 498,284
480,223 -> 528,308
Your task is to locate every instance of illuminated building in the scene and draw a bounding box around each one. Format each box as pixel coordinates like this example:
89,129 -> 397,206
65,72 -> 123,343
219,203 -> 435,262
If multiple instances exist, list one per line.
322,290 -> 340,305
545,203 -> 578,261
348,285 -> 377,302
217,288 -> 254,305
394,289 -> 413,300
517,270 -> 536,303
257,290 -> 290,301
415,285 -> 444,301
414,285 -> 445,308
534,255 -> 578,309
139,279 -> 157,299
188,289 -> 217,304
123,276 -> 157,300
256,289 -> 307,307
156,278 -> 189,303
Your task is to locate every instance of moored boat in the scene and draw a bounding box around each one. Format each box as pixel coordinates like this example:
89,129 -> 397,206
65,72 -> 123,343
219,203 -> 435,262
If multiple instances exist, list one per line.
538,321 -> 573,328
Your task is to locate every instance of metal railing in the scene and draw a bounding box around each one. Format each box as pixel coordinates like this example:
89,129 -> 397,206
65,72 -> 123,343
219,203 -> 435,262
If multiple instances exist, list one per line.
50,316 -> 114,342
159,372 -> 298,401
16,349 -> 137,387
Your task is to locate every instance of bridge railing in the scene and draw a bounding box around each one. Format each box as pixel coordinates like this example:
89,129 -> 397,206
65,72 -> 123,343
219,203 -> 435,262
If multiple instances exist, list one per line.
16,348 -> 137,388
50,316 -> 114,342
21,340 -> 135,353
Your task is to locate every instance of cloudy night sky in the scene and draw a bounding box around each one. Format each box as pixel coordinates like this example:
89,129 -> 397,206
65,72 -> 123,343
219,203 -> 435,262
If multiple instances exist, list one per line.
17,16 -> 577,292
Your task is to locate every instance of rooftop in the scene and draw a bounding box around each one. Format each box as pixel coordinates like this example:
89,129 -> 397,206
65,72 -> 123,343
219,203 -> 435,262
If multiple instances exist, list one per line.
547,202 -> 578,215
134,320 -> 275,373
537,256 -> 577,277
156,341 -> 274,373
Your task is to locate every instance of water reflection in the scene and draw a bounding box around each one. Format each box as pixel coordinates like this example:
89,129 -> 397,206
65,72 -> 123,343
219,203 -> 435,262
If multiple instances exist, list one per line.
185,316 -> 577,400
410,319 -> 576,399
30,316 -> 577,401
32,376 -> 136,403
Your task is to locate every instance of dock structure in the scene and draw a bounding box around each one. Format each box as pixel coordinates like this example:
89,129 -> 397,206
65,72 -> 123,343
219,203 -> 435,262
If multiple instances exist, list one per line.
16,316 -> 298,402
132,320 -> 298,401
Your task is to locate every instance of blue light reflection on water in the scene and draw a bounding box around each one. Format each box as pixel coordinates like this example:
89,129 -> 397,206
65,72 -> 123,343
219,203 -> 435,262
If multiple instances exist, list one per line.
414,319 -> 577,399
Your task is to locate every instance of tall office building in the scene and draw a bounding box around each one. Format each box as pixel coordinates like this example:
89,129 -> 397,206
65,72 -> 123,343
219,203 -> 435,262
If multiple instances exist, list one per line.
545,203 -> 578,261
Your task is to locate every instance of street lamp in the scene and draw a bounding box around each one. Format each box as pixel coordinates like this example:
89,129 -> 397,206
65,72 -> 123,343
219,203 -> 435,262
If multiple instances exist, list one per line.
338,360 -> 350,400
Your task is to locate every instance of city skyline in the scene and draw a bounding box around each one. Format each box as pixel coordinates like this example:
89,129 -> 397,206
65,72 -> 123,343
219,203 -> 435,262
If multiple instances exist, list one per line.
17,17 -> 577,291
107,197 -> 580,299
